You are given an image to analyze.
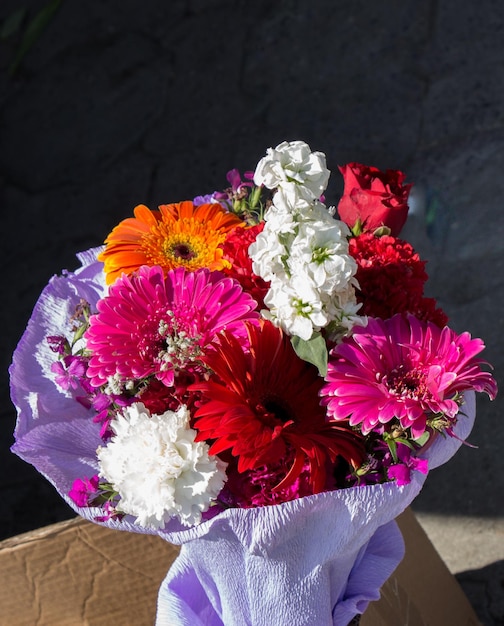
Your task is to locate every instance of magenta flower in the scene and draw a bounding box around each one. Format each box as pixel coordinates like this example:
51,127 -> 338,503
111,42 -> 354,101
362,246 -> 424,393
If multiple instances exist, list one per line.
46,335 -> 69,356
218,455 -> 314,509
84,265 -> 259,388
90,393 -> 135,440
226,168 -> 254,194
214,169 -> 254,200
51,356 -> 87,391
387,444 -> 429,486
69,475 -> 99,507
320,315 -> 497,439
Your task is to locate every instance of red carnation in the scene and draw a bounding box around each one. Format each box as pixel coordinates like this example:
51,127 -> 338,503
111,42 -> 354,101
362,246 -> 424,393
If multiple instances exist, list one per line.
337,163 -> 412,236
349,233 -> 448,327
222,223 -> 270,309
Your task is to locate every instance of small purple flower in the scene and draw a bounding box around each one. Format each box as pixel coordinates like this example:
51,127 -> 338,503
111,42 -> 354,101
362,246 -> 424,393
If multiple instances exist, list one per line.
387,443 -> 428,486
92,393 -> 113,412
226,168 -> 253,194
95,500 -> 122,523
91,393 -> 136,440
68,475 -> 99,507
46,335 -> 69,355
213,169 -> 255,205
51,356 -> 87,391
92,408 -> 114,440
193,193 -> 219,206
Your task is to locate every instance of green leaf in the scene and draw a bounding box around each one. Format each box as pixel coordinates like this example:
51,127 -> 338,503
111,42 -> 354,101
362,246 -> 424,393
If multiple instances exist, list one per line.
414,430 -> 431,448
387,438 -> 398,463
291,332 -> 328,377
72,322 -> 88,346
396,437 -> 415,450
248,185 -> 262,209
350,218 -> 363,236
0,8 -> 27,40
9,0 -> 63,76
372,225 -> 392,237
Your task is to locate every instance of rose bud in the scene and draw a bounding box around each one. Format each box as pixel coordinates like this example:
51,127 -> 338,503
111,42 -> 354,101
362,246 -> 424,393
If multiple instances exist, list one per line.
337,163 -> 412,237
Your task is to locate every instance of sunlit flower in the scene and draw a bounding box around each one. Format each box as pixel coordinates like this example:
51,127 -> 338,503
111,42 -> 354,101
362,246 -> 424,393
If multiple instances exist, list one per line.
320,315 -> 497,439
250,201 -> 362,340
97,403 -> 227,528
69,475 -> 99,507
221,223 -> 269,309
98,201 -> 244,284
218,454 -> 314,508
349,233 -> 448,326
387,443 -> 429,486
288,219 -> 356,293
254,140 -> 330,202
262,274 -> 329,341
84,265 -> 259,388
190,320 -> 364,493
337,162 -> 411,237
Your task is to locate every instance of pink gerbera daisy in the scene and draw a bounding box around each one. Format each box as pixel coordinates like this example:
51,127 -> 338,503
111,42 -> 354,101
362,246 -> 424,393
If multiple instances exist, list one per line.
320,315 -> 497,439
190,320 -> 364,494
84,266 -> 259,388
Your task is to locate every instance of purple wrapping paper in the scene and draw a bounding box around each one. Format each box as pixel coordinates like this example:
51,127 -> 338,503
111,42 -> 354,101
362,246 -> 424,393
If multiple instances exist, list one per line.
157,499 -> 403,625
155,393 -> 475,626
10,250 -> 476,626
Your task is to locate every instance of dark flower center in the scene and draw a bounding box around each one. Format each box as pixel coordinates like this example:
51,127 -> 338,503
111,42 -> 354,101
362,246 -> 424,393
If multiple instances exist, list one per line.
172,243 -> 196,260
386,366 -> 427,400
257,396 -> 294,425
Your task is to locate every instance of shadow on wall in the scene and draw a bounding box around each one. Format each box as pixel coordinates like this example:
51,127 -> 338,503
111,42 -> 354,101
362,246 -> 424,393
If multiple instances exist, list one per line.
456,560 -> 504,626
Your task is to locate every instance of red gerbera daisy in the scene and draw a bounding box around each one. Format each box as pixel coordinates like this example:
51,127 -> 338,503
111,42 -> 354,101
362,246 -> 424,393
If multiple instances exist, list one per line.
190,320 -> 364,494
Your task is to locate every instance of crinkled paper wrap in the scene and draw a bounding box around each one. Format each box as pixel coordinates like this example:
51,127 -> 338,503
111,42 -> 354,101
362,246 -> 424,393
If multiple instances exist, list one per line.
10,250 -> 476,626
154,392 -> 474,626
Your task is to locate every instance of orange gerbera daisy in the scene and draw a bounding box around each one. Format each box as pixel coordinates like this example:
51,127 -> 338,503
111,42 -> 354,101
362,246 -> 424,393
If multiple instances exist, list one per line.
98,201 -> 244,284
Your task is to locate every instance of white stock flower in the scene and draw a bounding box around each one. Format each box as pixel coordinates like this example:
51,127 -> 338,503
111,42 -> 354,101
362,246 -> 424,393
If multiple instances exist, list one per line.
97,403 -> 226,529
324,289 -> 367,341
254,140 -> 330,201
263,275 -> 329,340
249,141 -> 364,341
288,219 -> 357,293
266,188 -> 308,221
249,221 -> 289,282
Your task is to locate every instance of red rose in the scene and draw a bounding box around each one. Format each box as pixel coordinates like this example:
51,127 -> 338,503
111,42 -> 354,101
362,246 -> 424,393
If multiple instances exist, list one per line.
337,163 -> 412,236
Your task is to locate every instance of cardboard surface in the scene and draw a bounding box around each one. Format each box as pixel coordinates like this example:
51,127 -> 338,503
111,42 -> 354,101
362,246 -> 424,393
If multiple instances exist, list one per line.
362,508 -> 481,626
0,508 -> 480,625
0,518 -> 179,626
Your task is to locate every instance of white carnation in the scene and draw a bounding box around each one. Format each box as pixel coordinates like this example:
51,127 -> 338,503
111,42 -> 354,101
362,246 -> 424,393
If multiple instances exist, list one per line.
254,140 -> 330,201
97,403 -> 226,529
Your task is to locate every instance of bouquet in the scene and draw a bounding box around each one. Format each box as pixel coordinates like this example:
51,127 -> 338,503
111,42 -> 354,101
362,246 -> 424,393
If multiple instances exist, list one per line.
10,141 -> 497,625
